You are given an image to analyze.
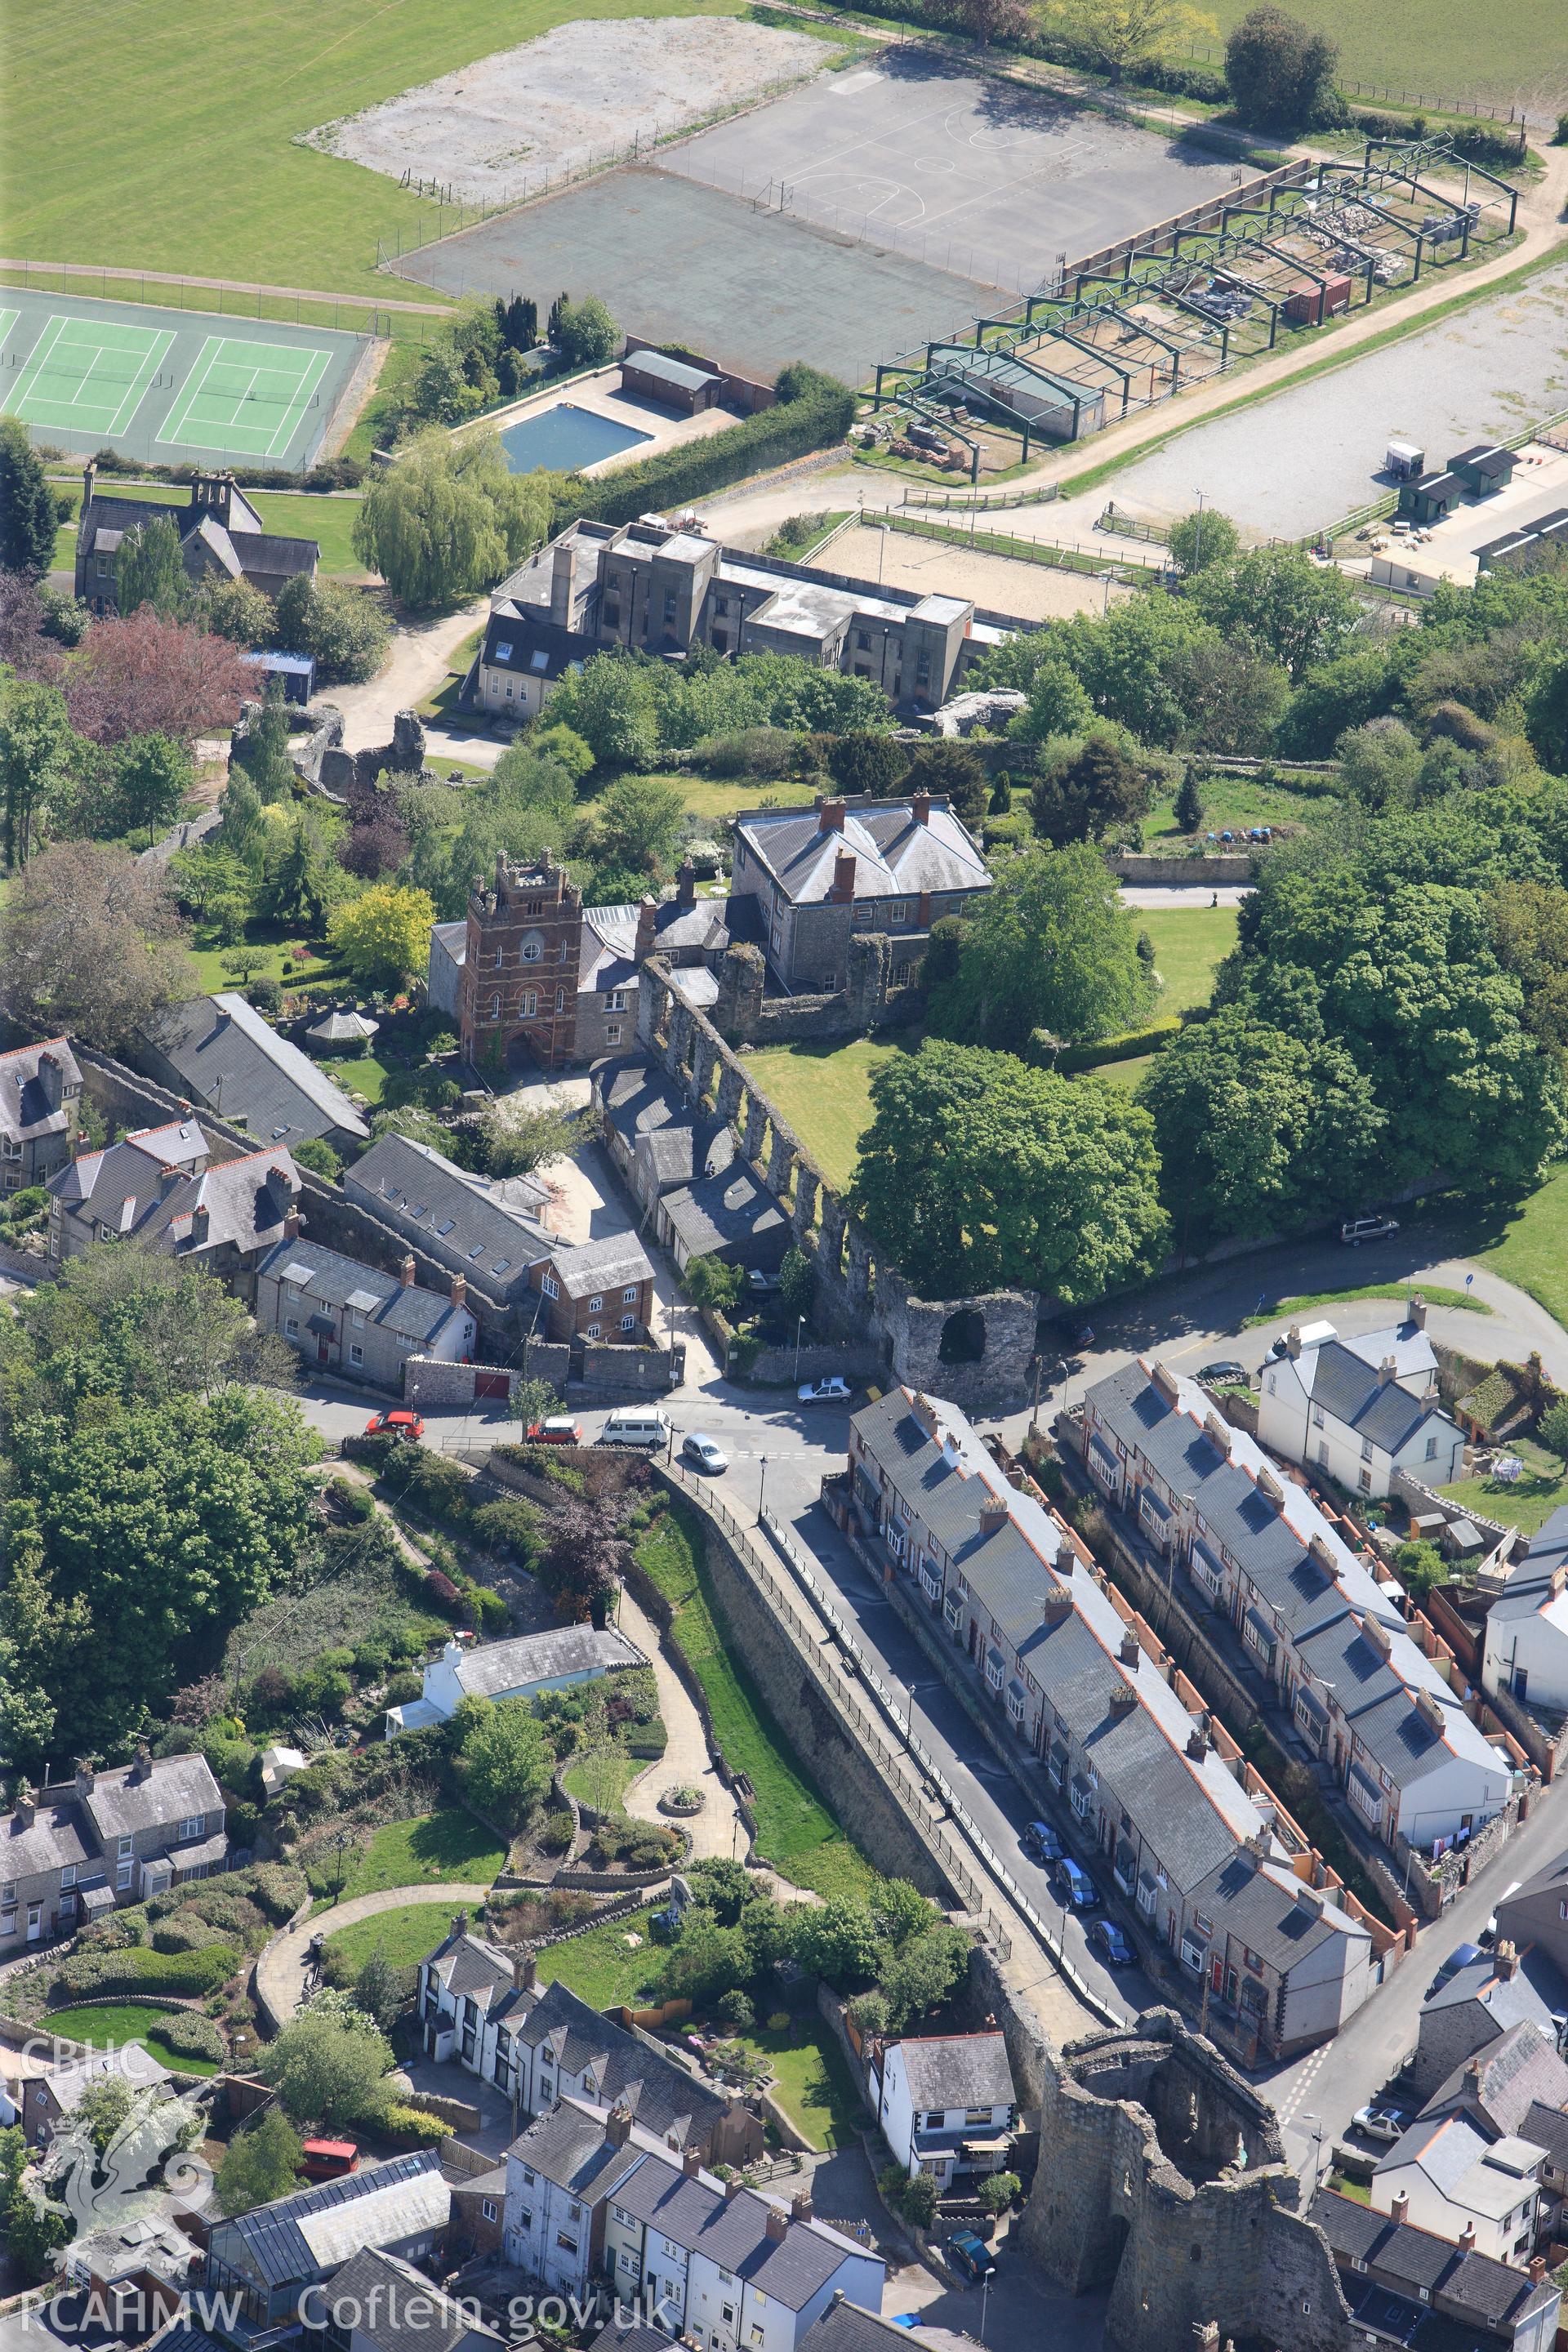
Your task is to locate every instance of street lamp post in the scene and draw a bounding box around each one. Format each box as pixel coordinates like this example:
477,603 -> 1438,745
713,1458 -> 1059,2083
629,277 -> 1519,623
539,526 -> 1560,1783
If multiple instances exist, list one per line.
978,2265 -> 996,2343
758,1454 -> 769,1526
1300,2114 -> 1325,2200
1192,486 -> 1206,572
794,1315 -> 807,1383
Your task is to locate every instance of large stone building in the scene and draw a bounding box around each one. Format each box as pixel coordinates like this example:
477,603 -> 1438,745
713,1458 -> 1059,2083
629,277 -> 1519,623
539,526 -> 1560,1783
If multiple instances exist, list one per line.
75,467 -> 318,615
0,1038 -> 82,1190
474,520 -> 1023,722
47,1118 -> 300,1297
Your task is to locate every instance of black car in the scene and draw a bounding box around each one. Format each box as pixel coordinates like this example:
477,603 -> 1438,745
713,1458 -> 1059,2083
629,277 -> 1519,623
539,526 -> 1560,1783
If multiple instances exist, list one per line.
1089,1919 -> 1134,1967
1021,1820 -> 1063,1865
1055,1858 -> 1100,1910
1200,1361 -> 1248,1388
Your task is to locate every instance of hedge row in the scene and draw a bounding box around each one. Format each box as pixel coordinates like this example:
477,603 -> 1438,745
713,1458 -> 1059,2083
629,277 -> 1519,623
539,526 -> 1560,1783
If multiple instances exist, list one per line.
52,1942 -> 238,2000
1035,1015 -> 1185,1074
563,365 -> 856,531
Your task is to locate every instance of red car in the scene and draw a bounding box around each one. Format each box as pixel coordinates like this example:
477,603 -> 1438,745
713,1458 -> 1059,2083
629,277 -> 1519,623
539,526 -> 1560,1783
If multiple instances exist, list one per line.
364,1409 -> 425,1442
527,1416 -> 584,1445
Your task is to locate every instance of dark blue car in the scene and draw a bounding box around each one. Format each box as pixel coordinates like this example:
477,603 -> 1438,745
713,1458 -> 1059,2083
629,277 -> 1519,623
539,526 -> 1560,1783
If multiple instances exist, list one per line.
1055,1858 -> 1100,1911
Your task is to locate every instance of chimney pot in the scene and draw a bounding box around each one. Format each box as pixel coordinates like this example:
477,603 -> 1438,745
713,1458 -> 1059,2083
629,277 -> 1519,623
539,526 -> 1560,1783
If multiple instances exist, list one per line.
819,798 -> 846,834
400,1254 -> 416,1289
1391,2191 -> 1409,2226
764,2207 -> 788,2243
911,790 -> 931,826
677,859 -> 697,910
684,2149 -> 702,2178
724,2176 -> 744,2202
1408,1293 -> 1428,1330
791,2188 -> 813,2224
978,1500 -> 1009,1538
607,2105 -> 632,2149
635,898 -> 657,964
1379,1356 -> 1397,1388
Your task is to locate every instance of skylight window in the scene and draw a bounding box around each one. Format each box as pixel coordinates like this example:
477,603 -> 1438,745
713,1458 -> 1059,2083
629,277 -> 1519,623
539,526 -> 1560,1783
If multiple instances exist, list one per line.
530,648 -> 550,672
492,1258 -> 510,1275
435,1218 -> 456,1236
495,640 -> 514,661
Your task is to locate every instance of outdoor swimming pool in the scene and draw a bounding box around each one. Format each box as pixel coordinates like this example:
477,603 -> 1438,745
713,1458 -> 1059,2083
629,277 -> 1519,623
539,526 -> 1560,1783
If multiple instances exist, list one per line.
498,402 -> 652,474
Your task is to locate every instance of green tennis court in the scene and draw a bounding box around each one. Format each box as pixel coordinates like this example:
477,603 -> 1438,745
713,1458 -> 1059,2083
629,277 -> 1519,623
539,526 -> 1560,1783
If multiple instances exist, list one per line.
0,287 -> 370,471
158,333 -> 333,460
8,312 -> 176,438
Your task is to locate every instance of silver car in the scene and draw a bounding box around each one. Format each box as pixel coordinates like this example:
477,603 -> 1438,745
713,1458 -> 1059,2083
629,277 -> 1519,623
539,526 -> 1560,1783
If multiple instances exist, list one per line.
682,1433 -> 729,1474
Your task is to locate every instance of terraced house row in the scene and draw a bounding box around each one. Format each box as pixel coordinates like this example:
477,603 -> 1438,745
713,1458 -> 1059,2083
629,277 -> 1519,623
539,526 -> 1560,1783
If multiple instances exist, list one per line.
840,1388 -> 1379,2058
1080,1361 -> 1518,1859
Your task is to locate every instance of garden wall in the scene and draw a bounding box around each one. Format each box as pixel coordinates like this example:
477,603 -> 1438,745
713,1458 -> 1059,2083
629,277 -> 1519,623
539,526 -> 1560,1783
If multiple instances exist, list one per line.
1104,854 -> 1254,885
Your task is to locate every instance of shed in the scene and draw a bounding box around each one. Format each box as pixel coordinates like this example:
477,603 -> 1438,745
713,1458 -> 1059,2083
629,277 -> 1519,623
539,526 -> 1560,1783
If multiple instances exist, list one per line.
621,349 -> 724,415
243,649 -> 317,706
306,1009 -> 381,1047
1450,443 -> 1517,496
1399,470 -> 1463,526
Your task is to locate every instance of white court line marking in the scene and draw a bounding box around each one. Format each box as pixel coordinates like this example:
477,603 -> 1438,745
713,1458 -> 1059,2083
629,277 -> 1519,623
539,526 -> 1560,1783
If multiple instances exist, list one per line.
9,313 -> 69,410
262,344 -> 331,457
158,335 -> 226,445
0,309 -> 19,351
102,327 -> 174,435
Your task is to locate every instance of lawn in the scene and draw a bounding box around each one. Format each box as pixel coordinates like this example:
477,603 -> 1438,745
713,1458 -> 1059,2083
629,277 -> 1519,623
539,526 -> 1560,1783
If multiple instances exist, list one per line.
1141,771 -> 1336,857
324,1901 -> 471,1973
1134,905 -> 1238,1016
1241,1281 -> 1490,1328
1195,0 -> 1558,108
6,0 -> 757,296
1437,1172 -> 1568,1339
734,2018 -> 863,2152
186,923 -> 343,996
743,1036 -> 915,1193
321,1050 -> 392,1106
306,1808 -> 506,1904
42,2001 -> 222,2077
1441,1440 -> 1568,1537
635,1501 -> 879,1902
577,771 -> 819,829
48,478 -> 371,579
563,1743 -> 645,1811
541,1904 -> 668,2007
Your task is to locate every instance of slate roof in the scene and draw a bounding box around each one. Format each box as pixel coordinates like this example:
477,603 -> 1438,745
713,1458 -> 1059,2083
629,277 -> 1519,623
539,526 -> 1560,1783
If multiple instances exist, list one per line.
1422,2019 -> 1568,2139
797,2301 -> 915,2352
51,1122 -> 300,1263
1085,1357 -> 1503,1796
46,2042 -> 175,2114
506,1984 -> 727,2149
144,993 -> 368,1144
83,1754 -> 221,1844
0,1797 -> 92,1882
1294,1333 -> 1446,1453
506,2100 -> 649,2200
423,1929 -> 519,2008
481,605 -> 597,684
215,2152 -> 448,2287
625,349 -> 721,396
320,2248 -> 503,2352
450,1625 -> 644,1700
662,1161 -> 789,1267
1486,1506 -> 1568,1636
1374,2112 -> 1548,2218
607,2152 -> 872,2310
82,482 -> 319,590
850,1388 -> 1326,1914
579,905 -> 639,997
588,2325 -> 676,2352
593,1055 -> 692,1151
0,1038 -> 79,1146
1423,1953 -> 1563,2038
547,1232 -> 654,1300
257,1236 -> 472,1348
734,799 -> 990,908
345,1132 -> 550,1285
1187,1851 -> 1368,1972
1312,2187 -> 1557,2337
894,2034 -> 1013,2113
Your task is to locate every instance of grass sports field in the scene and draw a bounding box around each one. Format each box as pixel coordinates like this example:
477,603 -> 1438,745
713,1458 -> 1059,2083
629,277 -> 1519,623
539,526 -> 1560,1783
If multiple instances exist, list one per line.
2,286 -> 366,469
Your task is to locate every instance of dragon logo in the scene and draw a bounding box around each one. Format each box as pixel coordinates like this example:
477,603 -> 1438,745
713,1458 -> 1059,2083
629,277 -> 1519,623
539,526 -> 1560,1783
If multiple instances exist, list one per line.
22,2052 -> 212,2264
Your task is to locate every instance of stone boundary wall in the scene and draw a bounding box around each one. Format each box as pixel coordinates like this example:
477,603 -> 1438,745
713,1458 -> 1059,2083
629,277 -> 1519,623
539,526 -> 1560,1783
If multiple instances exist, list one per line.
404,1352 -> 572,1407
745,1341 -> 887,1386
638,959 -> 1036,1412
1105,854 -> 1254,885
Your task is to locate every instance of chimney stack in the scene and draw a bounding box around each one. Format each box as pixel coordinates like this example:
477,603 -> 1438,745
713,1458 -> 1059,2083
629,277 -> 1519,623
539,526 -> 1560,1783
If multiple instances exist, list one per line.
911,790 -> 931,827
451,1273 -> 467,1311
1118,1632 -> 1140,1670
1390,2191 -> 1409,2227
451,1909 -> 470,1939
1379,1356 -> 1397,1388
1285,1326 -> 1303,1359
607,2105 -> 632,2149
1109,1683 -> 1138,1715
14,1785 -> 34,1829
283,1204 -> 301,1242
677,859 -> 697,910
1494,1940 -> 1519,1980
684,2149 -> 702,2179
819,798 -> 846,834
791,2188 -> 813,2225
1458,2221 -> 1476,2252
764,2207 -> 788,2244
511,1948 -> 538,1993
635,897 -> 657,964
1408,1293 -> 1428,1330
400,1254 -> 416,1289
1530,2256 -> 1548,2285
37,1051 -> 64,1115
978,1500 -> 1009,1538
82,459 -> 97,512
724,2176 -> 744,2203
1186,1723 -> 1208,1762
130,1743 -> 152,1784
831,851 -> 858,905
1193,2327 -> 1220,2352
74,1758 -> 96,1798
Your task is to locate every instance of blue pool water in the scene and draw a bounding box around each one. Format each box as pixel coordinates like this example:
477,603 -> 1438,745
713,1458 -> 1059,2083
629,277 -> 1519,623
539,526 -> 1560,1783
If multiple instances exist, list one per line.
498,402 -> 653,474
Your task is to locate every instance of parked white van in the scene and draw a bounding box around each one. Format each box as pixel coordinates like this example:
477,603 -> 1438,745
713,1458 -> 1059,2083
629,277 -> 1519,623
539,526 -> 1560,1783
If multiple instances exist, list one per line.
599,1406 -> 672,1450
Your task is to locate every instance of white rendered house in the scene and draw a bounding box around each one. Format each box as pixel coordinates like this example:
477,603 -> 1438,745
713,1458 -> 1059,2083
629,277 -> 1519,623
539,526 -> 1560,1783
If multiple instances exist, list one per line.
1256,1308 -> 1463,1501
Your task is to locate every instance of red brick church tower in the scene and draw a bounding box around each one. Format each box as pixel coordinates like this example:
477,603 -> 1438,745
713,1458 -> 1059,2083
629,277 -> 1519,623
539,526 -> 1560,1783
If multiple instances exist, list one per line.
459,850 -> 585,1071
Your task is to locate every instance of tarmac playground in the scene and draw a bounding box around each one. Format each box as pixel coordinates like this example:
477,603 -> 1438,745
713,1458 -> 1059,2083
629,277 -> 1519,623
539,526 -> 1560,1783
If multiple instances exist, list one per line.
392,54 -> 1241,385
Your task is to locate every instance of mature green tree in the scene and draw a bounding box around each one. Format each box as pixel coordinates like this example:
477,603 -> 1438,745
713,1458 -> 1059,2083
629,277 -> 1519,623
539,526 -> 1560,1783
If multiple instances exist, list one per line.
684,1254 -> 743,1314
216,2107 -> 304,2215
6,1386 -> 316,1754
880,1922 -> 970,2029
274,576 -> 390,687
1137,1010 -> 1383,1247
198,575 -> 277,648
590,773 -> 685,880
902,737 -> 990,824
1173,636 -> 1290,755
930,841 -> 1155,1050
659,1911 -> 753,2006
1337,718 -> 1423,811
1539,1400 -> 1568,1468
328,882 -> 436,988
789,1895 -> 884,1987
1527,655 -> 1568,776
1167,507 -> 1240,576
455,1695 -> 553,1832
1030,734 -> 1149,847
258,2009 -> 394,2128
826,731 -> 907,800
1191,546 -> 1360,681
235,684 -> 295,803
480,1089 -> 588,1176
1224,4 -> 1340,128
352,429 -> 555,609
1275,648 -> 1392,757
116,730 -> 194,844
1488,881 -> 1568,1051
1174,767 -> 1205,834
0,424 -> 60,579
1043,0 -> 1218,83
546,653 -> 661,772
555,296 -> 621,369
1007,658 -> 1095,745
849,1039 -> 1169,1301
0,2126 -> 70,2282
115,515 -> 188,619
1054,595 -> 1220,747
263,811 -> 341,929
0,672 -> 87,866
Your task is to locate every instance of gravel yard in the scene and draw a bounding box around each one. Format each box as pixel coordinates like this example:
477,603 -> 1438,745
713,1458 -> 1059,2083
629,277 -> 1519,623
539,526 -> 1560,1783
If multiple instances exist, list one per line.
308,16 -> 832,210
824,523 -> 1129,618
